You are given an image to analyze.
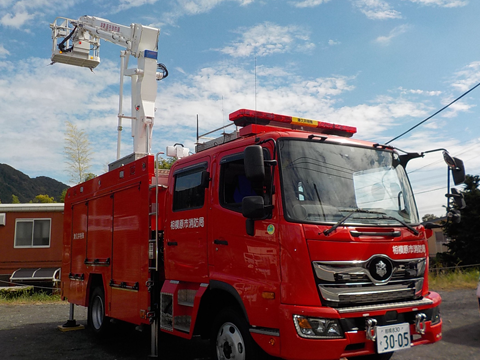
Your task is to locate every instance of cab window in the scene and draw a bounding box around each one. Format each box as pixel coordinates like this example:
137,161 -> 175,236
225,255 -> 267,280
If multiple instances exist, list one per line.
219,154 -> 258,212
173,165 -> 206,211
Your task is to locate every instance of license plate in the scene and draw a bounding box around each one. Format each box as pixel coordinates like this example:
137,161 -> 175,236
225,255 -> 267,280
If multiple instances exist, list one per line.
376,323 -> 411,354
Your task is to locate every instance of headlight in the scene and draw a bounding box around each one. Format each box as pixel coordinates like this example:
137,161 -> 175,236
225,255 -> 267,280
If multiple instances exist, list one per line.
293,315 -> 344,339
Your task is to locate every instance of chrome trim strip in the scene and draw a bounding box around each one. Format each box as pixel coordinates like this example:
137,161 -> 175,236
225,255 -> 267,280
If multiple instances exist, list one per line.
250,327 -> 280,337
314,256 -> 426,266
337,298 -> 434,314
319,283 -> 417,301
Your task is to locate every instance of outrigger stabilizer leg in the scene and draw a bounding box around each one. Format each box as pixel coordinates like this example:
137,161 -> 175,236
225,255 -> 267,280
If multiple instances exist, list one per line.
58,303 -> 85,331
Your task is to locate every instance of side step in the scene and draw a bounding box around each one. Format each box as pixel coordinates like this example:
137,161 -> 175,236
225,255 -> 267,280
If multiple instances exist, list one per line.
159,281 -> 208,337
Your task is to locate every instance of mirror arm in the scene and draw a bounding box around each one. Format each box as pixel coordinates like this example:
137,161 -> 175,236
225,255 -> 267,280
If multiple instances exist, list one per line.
246,219 -> 255,236
423,222 -> 443,229
256,138 -> 277,160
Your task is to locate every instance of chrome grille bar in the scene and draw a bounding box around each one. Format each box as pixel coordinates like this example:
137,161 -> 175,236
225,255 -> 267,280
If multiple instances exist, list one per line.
337,298 -> 434,314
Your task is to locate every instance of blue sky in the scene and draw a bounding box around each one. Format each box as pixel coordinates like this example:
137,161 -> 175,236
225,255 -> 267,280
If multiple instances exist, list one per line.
0,0 -> 479,217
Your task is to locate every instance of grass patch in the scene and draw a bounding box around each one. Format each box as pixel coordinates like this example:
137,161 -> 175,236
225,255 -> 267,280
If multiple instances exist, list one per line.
0,287 -> 62,304
429,268 -> 480,291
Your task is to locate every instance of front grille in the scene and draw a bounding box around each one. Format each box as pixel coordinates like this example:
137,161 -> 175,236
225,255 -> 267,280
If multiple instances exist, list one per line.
313,256 -> 425,307
339,288 -> 414,304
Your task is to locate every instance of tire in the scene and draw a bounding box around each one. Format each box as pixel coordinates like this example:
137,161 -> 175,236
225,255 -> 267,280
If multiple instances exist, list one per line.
211,308 -> 264,360
88,286 -> 110,334
353,352 -> 394,360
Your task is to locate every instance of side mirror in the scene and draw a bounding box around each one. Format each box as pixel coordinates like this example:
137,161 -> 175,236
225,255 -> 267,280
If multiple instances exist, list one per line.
244,145 -> 265,183
443,151 -> 465,185
446,188 -> 466,210
452,157 -> 465,186
242,196 -> 266,219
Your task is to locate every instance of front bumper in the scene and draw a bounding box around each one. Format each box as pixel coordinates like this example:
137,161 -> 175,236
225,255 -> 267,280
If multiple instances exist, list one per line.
253,292 -> 442,360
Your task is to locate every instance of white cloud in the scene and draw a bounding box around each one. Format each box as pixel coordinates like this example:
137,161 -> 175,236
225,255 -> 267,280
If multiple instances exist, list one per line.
114,0 -> 159,12
440,100 -> 474,118
153,63 -> 441,151
0,44 -> 9,58
352,0 -> 402,19
451,61 -> 480,92
398,87 -> 442,96
328,39 -> 341,46
0,11 -> 34,28
0,55 -> 436,184
218,22 -> 315,58
291,0 -> 331,8
162,0 -> 252,24
405,0 -> 468,7
179,0 -> 227,14
0,0 -> 76,28
375,24 -> 410,45
0,58 -> 119,183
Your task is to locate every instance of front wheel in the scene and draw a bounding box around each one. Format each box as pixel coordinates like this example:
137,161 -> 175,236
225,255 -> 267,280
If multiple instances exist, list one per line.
211,308 -> 264,360
88,286 -> 110,334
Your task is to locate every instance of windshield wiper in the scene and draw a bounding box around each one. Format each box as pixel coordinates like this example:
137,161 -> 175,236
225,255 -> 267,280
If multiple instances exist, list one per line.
323,209 -> 419,236
323,209 -> 383,236
377,214 -> 419,236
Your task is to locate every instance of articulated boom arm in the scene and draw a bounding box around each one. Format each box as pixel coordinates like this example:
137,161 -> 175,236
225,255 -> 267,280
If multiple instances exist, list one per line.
50,16 -> 165,158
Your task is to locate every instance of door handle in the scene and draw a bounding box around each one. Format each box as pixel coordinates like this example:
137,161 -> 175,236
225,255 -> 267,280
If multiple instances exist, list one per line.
167,241 -> 178,246
214,239 -> 228,246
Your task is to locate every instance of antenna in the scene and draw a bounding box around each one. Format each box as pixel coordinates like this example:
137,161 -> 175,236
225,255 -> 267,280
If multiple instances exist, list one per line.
196,114 -> 199,145
254,56 -> 257,112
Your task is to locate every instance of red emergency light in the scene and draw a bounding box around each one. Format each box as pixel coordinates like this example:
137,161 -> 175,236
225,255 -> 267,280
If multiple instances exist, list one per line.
229,109 -> 356,137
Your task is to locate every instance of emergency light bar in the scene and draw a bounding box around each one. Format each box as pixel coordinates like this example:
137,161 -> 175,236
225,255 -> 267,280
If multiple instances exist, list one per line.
229,109 -> 357,137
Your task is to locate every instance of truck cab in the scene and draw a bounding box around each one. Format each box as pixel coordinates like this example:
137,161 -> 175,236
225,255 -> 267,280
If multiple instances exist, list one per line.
157,109 -> 455,360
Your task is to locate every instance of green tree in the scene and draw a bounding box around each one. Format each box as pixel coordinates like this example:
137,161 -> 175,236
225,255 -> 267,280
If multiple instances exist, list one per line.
157,157 -> 176,169
442,174 -> 480,266
84,173 -> 97,182
31,194 -> 55,203
60,189 -> 68,203
65,120 -> 93,184
12,194 -> 20,204
422,214 -> 438,222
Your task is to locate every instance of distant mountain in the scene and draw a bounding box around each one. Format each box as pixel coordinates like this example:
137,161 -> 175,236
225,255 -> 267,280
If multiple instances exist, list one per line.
0,164 -> 69,203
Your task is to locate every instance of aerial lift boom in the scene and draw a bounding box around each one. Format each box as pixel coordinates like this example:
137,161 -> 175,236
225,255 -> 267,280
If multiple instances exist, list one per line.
50,16 -> 167,161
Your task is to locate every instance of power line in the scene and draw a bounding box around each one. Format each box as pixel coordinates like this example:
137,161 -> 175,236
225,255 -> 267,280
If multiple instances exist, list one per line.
414,186 -> 445,195
386,81 -> 480,144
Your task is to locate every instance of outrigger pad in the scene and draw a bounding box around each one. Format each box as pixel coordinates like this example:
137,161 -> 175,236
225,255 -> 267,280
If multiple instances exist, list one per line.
57,320 -> 85,332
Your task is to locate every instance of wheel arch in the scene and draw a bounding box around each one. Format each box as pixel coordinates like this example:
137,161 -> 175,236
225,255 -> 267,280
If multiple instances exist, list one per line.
194,280 -> 249,338
86,273 -> 105,306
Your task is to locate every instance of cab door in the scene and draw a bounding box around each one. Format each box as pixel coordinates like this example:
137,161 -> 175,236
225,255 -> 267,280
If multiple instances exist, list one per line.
164,158 -> 210,283
208,149 -> 281,327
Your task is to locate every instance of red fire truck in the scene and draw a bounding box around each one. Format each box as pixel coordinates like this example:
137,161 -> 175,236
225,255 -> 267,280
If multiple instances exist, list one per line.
61,107 -> 466,360
52,14 -> 467,360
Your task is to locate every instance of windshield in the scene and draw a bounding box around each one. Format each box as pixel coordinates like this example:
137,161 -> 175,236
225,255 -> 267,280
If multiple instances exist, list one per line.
278,139 -> 420,225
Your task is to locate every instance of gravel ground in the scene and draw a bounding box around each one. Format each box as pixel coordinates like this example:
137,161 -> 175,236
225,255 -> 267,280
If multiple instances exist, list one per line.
0,289 -> 478,360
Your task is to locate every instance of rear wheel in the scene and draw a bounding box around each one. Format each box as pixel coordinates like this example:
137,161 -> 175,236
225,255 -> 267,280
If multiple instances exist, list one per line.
88,286 -> 109,334
211,308 -> 263,360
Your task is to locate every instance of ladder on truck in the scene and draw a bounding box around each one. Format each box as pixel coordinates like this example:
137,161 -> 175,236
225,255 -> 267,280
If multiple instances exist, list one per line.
148,152 -> 169,357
